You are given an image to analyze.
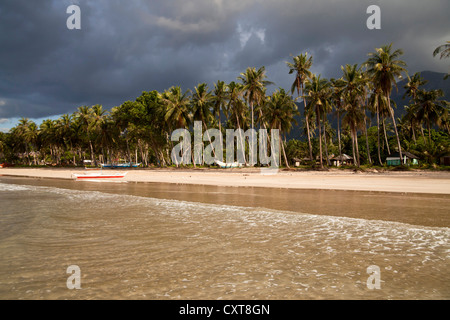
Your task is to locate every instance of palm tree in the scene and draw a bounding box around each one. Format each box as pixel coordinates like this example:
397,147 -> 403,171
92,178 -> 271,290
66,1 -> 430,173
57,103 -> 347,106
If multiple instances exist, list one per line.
192,83 -> 213,124
413,89 -> 448,144
433,41 -> 450,59
226,81 -> 248,164
342,91 -> 365,167
403,72 -> 428,101
286,53 -> 314,164
365,44 -> 407,164
361,73 -> 373,165
335,64 -> 367,166
89,105 -> 108,166
110,101 -> 134,165
162,86 -> 192,166
26,121 -> 39,165
368,87 -> 389,164
56,114 -> 77,164
40,119 -> 58,164
96,114 -> 114,165
304,75 -> 331,168
262,88 -> 299,167
330,79 -> 345,162
433,41 -> 450,79
402,105 -> 420,143
212,80 -> 229,146
238,66 -> 273,164
438,104 -> 450,135
75,106 -> 96,164
163,86 -> 192,130
401,73 -> 428,145
14,118 -> 38,165
191,83 -> 215,161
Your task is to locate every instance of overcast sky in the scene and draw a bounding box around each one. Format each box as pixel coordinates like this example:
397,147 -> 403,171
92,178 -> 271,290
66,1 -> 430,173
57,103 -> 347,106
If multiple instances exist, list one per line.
0,0 -> 449,131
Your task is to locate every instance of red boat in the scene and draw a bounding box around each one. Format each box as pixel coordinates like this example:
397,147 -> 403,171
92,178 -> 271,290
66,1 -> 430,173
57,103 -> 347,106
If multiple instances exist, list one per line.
71,172 -> 127,180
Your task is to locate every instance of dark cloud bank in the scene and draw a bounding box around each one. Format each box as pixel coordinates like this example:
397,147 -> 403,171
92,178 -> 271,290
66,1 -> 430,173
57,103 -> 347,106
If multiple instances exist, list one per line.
0,0 -> 449,120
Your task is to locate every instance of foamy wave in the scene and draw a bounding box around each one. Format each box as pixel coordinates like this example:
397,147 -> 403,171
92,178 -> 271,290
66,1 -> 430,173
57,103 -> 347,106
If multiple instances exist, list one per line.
0,183 -> 33,192
1,181 -> 449,239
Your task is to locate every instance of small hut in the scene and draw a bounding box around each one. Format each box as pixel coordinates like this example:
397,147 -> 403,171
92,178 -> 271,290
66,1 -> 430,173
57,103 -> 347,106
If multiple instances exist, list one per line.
440,153 -> 450,166
386,151 -> 419,166
331,154 -> 353,166
292,157 -> 302,167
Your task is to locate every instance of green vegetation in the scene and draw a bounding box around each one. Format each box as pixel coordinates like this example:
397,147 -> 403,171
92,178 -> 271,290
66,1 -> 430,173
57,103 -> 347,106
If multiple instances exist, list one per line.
0,44 -> 449,168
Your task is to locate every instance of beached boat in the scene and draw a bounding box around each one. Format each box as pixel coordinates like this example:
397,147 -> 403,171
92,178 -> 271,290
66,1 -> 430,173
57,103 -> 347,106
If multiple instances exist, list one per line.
71,172 -> 128,179
214,160 -> 243,168
100,162 -> 141,168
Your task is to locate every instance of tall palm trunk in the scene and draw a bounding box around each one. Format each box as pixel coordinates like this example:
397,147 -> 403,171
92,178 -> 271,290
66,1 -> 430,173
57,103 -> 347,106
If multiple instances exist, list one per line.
135,147 -> 138,164
281,129 -> 290,169
236,115 -> 247,165
32,147 -> 37,165
351,127 -> 357,166
364,116 -> 372,164
302,86 -> 314,165
259,109 -> 267,130
167,128 -> 179,168
89,139 -> 96,166
316,106 -> 323,168
25,144 -> 31,165
354,126 -> 360,167
125,138 -> 132,164
337,110 -> 342,161
218,113 -> 223,152
382,118 -> 391,155
420,126 -> 426,140
250,100 -> 255,166
323,114 -> 330,166
376,102 -> 383,165
427,120 -> 432,145
70,141 -> 76,165
388,96 -> 403,163
190,136 -> 196,168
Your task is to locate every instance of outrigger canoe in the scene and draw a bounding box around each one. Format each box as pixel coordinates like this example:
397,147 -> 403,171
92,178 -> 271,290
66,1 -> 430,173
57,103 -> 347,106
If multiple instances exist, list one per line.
214,160 -> 243,168
100,162 -> 141,168
71,172 -> 128,180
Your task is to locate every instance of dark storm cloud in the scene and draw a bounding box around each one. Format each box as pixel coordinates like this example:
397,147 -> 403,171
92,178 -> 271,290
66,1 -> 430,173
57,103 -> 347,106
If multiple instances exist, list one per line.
0,0 -> 448,121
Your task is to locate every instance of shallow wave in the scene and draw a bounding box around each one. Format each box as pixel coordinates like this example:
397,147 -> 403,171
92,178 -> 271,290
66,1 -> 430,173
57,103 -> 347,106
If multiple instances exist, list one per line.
0,183 -> 32,192
1,182 -> 449,235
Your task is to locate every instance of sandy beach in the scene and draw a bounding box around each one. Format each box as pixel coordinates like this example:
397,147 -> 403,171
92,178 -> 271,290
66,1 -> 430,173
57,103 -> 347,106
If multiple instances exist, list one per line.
1,167 -> 450,195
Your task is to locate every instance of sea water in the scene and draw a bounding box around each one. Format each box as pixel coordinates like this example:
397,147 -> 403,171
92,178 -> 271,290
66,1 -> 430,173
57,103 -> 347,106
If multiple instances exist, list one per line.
0,177 -> 448,299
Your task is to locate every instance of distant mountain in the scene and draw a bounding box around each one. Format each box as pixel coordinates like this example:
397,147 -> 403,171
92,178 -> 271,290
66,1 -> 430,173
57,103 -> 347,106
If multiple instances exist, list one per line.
286,71 -> 449,141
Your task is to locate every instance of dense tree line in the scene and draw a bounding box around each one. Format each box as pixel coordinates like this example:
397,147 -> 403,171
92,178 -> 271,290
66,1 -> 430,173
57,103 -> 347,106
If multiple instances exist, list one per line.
1,44 -> 449,168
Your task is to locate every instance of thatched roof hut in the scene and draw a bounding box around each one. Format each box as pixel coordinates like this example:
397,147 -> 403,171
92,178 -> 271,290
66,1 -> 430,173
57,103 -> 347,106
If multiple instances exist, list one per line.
331,154 -> 353,166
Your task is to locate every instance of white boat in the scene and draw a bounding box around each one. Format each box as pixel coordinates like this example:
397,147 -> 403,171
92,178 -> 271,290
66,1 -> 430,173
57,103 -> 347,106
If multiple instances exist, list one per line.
100,162 -> 141,168
214,160 -> 243,168
71,172 -> 128,180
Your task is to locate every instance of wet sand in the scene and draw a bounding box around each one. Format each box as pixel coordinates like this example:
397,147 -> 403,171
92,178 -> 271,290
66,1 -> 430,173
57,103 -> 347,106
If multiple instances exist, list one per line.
1,167 -> 450,195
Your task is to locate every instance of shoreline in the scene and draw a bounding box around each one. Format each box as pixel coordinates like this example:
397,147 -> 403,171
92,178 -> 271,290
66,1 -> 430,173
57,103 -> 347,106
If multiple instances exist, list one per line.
1,167 -> 450,195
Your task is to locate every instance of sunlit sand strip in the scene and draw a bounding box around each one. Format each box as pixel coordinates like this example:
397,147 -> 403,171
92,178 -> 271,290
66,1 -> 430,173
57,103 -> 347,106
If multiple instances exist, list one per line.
1,168 -> 450,194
